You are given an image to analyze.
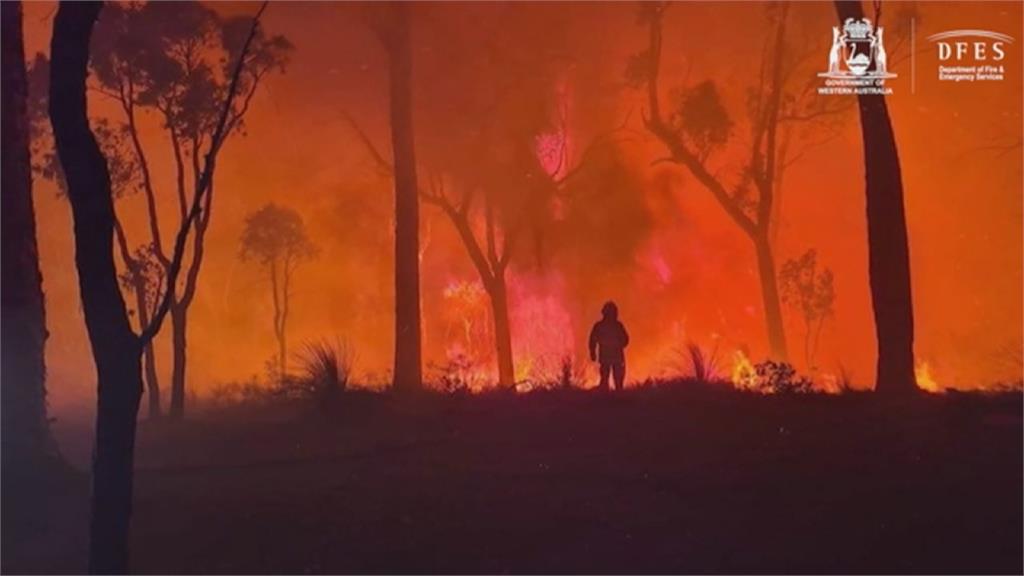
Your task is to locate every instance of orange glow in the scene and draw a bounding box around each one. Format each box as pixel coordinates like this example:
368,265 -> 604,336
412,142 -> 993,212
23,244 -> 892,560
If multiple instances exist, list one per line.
18,2 -> 1022,418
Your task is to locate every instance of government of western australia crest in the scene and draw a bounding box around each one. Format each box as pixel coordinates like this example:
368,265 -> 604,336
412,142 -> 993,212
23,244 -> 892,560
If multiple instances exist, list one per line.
818,17 -> 896,95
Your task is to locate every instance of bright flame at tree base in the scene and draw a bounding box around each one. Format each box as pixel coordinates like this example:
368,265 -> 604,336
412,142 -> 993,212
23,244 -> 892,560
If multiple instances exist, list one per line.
916,361 -> 943,393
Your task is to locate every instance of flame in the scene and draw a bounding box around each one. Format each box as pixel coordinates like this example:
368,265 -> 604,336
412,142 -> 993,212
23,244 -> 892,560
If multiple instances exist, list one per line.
730,350 -> 759,391
815,372 -> 844,394
439,273 -> 575,390
915,361 -> 943,393
442,279 -> 491,363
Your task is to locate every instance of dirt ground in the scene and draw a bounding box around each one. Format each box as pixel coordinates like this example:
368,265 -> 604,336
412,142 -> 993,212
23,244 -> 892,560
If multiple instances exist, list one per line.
4,384 -> 1022,574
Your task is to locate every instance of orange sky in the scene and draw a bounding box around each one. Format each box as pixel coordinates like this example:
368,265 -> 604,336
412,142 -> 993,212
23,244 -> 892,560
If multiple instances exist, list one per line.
21,1 -> 1022,417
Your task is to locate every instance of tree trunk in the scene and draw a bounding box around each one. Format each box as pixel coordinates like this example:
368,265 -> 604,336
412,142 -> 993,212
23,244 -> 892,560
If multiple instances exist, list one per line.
88,343 -> 142,574
49,3 -> 144,572
143,340 -> 160,418
131,282 -> 160,418
804,318 -> 813,369
168,305 -> 187,419
387,4 -> 422,392
487,275 -> 516,387
170,192 -> 211,400
278,325 -> 287,381
834,0 -> 917,394
1,0 -> 54,466
753,233 -> 789,360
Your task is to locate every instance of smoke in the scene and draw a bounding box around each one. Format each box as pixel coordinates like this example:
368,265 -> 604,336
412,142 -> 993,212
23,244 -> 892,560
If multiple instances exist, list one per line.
20,1 -> 1023,414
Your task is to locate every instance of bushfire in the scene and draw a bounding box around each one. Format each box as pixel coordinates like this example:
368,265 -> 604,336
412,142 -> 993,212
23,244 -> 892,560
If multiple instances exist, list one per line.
12,0 -> 1020,414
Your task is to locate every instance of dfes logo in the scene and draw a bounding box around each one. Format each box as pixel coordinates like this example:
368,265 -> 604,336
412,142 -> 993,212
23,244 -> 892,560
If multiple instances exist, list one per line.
928,30 -> 1014,83
929,30 -> 1012,61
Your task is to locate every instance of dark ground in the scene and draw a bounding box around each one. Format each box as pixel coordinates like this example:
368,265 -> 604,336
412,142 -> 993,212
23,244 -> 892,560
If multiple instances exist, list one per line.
4,384 -> 1022,574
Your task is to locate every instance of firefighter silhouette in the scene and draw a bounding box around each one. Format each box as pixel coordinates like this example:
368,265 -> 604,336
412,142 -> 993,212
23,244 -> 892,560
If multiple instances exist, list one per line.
588,301 -> 629,391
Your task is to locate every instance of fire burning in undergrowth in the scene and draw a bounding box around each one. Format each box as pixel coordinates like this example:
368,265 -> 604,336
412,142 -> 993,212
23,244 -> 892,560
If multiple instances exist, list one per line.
730,350 -> 760,391
727,350 -> 839,394
916,361 -> 943,394
438,273 -> 576,391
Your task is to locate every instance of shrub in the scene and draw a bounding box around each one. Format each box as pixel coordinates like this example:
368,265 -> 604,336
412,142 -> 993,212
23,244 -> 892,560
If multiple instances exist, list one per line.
292,338 -> 354,401
432,352 -> 480,394
205,376 -> 276,407
752,360 -> 814,394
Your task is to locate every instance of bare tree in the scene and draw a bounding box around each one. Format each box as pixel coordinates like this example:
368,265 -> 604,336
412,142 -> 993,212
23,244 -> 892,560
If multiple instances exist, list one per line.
362,3 -> 424,392
240,203 -> 318,381
1,0 -> 55,472
834,0 -> 917,394
421,177 -> 529,387
48,2 -> 267,569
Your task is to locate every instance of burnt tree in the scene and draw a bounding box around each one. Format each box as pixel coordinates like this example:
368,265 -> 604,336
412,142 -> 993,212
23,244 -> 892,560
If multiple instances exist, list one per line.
49,3 -> 142,571
1,0 -> 54,470
834,0 -> 917,393
366,3 -> 423,391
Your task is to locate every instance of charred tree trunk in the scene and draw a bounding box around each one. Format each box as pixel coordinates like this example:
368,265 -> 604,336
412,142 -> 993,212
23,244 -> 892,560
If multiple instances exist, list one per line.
49,2 -> 144,572
487,275 -> 516,388
753,232 -> 788,360
1,0 -> 54,467
387,4 -> 422,392
168,304 -> 187,419
834,0 -> 917,394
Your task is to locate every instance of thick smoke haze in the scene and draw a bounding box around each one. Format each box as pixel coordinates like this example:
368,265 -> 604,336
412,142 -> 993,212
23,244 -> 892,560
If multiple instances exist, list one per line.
21,1 -> 1022,422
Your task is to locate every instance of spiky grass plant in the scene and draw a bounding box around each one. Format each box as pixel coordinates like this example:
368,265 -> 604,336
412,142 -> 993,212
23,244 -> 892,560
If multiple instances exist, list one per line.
295,338 -> 354,401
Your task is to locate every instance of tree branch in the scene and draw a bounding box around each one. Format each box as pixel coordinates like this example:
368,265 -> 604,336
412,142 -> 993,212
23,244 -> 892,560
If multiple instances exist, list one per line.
553,111 -> 640,187
340,109 -> 393,177
167,123 -> 188,221
119,74 -> 169,266
642,5 -> 758,238
757,2 -> 790,232
141,0 -> 269,344
112,210 -> 135,275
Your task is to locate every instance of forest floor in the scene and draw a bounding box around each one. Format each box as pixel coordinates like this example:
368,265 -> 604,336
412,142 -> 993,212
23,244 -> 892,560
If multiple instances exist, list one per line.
4,383 -> 1022,574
